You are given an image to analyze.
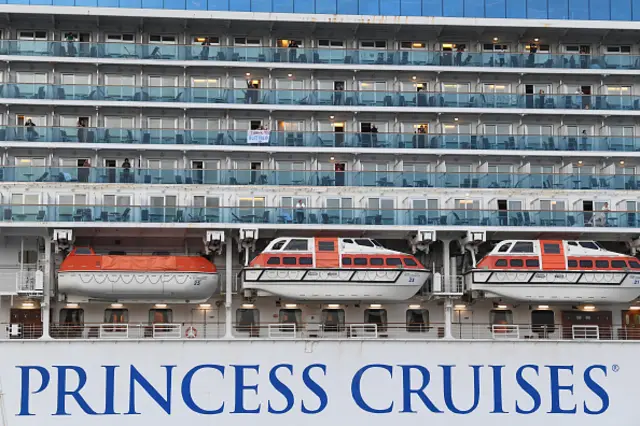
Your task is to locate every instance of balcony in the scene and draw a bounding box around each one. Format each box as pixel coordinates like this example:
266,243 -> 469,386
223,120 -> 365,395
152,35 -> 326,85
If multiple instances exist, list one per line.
3,83 -> 640,113
1,166 -> 634,191
3,126 -> 640,153
0,204 -> 636,228
2,40 -> 639,72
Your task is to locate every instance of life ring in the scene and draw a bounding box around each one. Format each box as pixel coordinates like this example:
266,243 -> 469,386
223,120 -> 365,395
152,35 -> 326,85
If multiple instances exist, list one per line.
185,326 -> 197,338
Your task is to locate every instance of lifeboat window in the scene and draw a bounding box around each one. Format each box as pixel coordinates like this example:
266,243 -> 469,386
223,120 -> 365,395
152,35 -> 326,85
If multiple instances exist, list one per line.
149,309 -> 173,324
579,242 -> 600,250
318,241 -> 335,251
343,239 -> 354,244
568,241 -> 577,246
629,260 -> 640,269
579,260 -> 593,268
511,242 -> 534,253
322,309 -> 345,332
279,309 -> 302,326
568,259 -> 578,267
285,239 -> 308,251
495,259 -> 507,267
526,259 -> 539,267
354,258 -> 368,266
531,310 -> 555,336
404,258 -> 418,267
595,260 -> 609,268
386,258 -> 402,266
371,240 -> 383,247
109,251 -> 126,255
104,309 -> 128,324
406,309 -> 429,332
611,260 -> 627,268
59,308 -> 84,325
509,259 -> 524,267
267,257 -> 281,265
543,243 -> 561,254
272,240 -> 286,250
497,243 -> 511,253
73,247 -> 93,255
364,309 -> 388,332
299,257 -> 313,265
236,308 -> 260,334
490,309 -> 514,326
283,257 -> 297,265
342,257 -> 352,265
355,239 -> 375,247
370,258 -> 384,266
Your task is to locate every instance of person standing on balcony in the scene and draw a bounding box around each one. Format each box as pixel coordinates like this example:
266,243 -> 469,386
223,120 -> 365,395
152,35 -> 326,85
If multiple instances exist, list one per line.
79,159 -> 90,183
295,199 -> 306,224
122,158 -> 132,183
200,37 -> 210,60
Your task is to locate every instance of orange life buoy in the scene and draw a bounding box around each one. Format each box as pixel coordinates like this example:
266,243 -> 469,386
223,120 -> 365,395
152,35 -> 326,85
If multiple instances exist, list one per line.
185,326 -> 197,338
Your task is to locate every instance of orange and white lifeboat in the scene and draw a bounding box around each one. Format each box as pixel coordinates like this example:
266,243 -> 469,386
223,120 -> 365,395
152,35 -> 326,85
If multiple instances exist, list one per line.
465,239 -> 640,303
58,247 -> 219,303
242,237 -> 430,301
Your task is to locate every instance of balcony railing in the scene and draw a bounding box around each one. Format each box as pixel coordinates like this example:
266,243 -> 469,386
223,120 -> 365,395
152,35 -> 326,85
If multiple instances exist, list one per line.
2,83 -> 640,111
2,40 -> 638,71
3,322 -> 640,341
4,126 -> 639,153
0,204 -> 636,228
2,166 -> 636,191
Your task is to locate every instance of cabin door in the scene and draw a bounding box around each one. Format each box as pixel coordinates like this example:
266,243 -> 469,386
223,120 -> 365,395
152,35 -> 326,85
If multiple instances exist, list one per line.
453,309 -> 474,339
539,240 -> 565,270
315,238 -> 339,268
10,308 -> 42,338
621,310 -> 640,340
561,310 -> 612,340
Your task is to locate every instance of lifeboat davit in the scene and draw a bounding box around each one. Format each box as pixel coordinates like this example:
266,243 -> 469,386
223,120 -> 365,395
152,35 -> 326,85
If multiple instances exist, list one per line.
464,239 -> 640,303
58,247 -> 219,303
242,237 -> 430,300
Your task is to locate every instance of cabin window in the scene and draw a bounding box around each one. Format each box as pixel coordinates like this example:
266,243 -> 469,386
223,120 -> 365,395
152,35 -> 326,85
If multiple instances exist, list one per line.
355,239 -> 375,247
267,257 -> 281,265
236,308 -> 260,333
490,309 -> 513,325
510,259 -> 524,267
406,309 -> 429,332
318,241 -> 335,251
279,309 -> 302,326
526,259 -> 539,267
497,243 -> 511,253
342,257 -> 352,265
495,259 -> 508,267
299,257 -> 313,265
404,258 -> 418,267
595,260 -> 609,268
531,310 -> 555,336
59,308 -> 84,325
272,240 -> 286,250
104,309 -> 128,323
283,257 -> 297,265
285,239 -> 308,251
322,309 -> 345,332
386,258 -> 402,266
568,259 -> 578,267
543,243 -> 561,254
579,242 -> 600,250
579,260 -> 593,268
611,260 -> 627,268
149,309 -> 173,324
354,258 -> 367,265
370,258 -> 384,266
630,260 -> 640,269
364,309 -> 388,332
511,242 -> 534,253
74,247 -> 93,255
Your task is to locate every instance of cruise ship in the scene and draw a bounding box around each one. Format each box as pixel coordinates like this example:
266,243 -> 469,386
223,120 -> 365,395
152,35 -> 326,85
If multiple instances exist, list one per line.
0,0 -> 639,424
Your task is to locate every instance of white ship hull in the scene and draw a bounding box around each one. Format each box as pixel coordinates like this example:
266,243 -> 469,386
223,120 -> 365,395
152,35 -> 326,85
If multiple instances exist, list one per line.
243,268 -> 430,300
57,271 -> 220,302
467,270 -> 640,302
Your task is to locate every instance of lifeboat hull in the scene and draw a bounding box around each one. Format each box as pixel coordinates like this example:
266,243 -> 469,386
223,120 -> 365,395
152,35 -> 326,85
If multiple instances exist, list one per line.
58,271 -> 219,303
242,268 -> 430,300
466,270 -> 640,303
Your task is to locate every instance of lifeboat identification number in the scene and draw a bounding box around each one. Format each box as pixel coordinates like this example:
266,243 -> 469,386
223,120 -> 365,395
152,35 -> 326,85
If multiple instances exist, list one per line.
534,273 -> 566,279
